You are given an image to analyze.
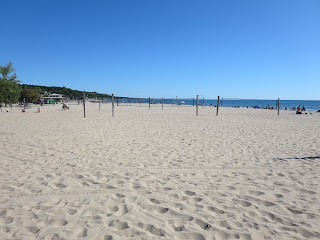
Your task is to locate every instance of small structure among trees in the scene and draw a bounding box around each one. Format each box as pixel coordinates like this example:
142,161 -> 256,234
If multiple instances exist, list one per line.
1,61 -> 112,106
42,93 -> 64,103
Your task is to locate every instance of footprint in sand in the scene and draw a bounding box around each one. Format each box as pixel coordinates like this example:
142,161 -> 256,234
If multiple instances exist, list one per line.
113,204 -> 129,216
136,223 -> 164,236
109,220 -> 129,230
148,205 -> 169,214
74,174 -> 83,179
184,190 -> 196,196
191,197 -> 203,202
26,226 -> 40,235
207,206 -> 226,214
300,189 -> 316,195
175,232 -> 205,240
1,217 -> 13,224
55,183 -> 67,189
286,207 -> 304,215
70,228 -> 88,238
67,208 -> 77,215
149,198 -> 161,204
46,218 -> 68,227
114,192 -> 125,198
232,198 -> 252,207
248,190 -> 264,196
193,218 -> 211,230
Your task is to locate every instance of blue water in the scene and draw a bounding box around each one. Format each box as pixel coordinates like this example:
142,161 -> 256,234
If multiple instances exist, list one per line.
120,98 -> 320,111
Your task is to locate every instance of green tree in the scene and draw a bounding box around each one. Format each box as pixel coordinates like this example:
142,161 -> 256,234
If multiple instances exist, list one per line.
20,87 -> 40,103
0,62 -> 21,104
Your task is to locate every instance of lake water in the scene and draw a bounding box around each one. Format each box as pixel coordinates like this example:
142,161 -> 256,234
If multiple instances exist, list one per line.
125,98 -> 320,111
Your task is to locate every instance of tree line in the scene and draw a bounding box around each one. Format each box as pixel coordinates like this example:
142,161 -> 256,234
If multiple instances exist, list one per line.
0,62 -> 112,104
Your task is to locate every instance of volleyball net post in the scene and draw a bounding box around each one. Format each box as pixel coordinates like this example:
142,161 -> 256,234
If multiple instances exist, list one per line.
196,95 -> 199,116
216,96 -> 220,116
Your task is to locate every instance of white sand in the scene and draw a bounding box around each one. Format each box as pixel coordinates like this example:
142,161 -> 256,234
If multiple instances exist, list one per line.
0,103 -> 319,240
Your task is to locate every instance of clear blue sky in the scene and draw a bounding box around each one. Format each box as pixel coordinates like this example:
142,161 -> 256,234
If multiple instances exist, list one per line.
1,0 -> 319,99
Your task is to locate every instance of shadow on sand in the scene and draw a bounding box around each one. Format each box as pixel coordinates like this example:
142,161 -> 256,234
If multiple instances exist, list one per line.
273,156 -> 320,161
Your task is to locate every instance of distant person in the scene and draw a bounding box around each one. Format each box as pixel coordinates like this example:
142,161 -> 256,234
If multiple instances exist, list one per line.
296,106 -> 302,114
36,108 -> 40,113
302,106 -> 305,111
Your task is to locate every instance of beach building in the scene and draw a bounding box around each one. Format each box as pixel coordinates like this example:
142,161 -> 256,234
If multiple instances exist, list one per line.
42,93 -> 64,104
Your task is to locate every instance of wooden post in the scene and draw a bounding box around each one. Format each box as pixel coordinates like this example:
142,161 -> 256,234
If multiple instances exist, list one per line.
278,98 -> 280,116
23,98 -> 26,110
203,98 -> 205,108
83,92 -> 86,118
140,98 -> 141,106
99,99 -> 101,111
196,95 -> 199,116
117,98 -> 119,106
216,96 -> 220,116
162,97 -> 164,110
193,98 -> 194,106
112,94 -> 114,117
149,97 -> 151,110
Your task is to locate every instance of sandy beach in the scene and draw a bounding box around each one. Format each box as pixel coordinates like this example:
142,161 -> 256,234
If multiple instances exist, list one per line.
0,103 -> 319,240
